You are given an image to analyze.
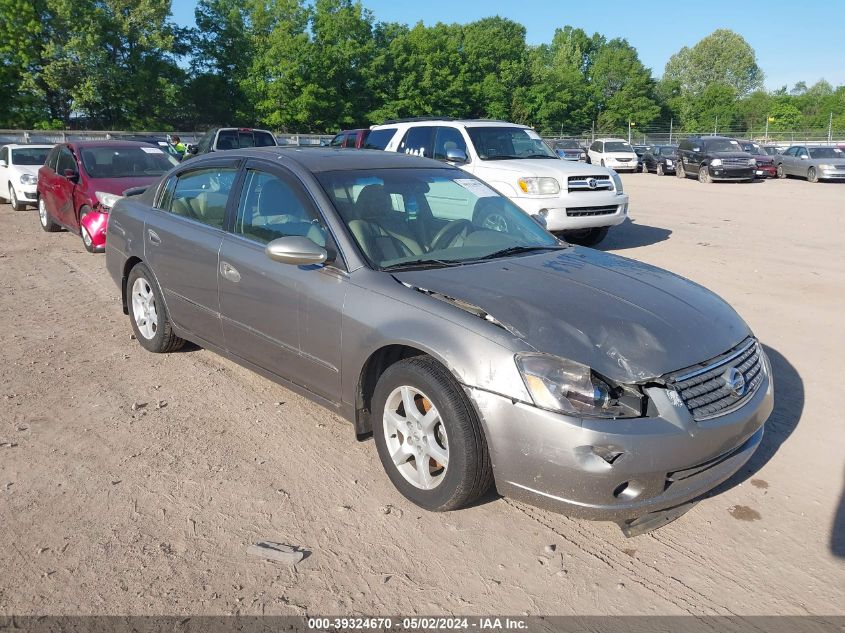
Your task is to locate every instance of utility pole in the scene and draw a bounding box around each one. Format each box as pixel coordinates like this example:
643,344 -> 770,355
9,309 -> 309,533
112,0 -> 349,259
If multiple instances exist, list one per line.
628,121 -> 632,144
829,112 -> 833,143
764,116 -> 769,142
669,118 -> 673,144
714,116 -> 718,136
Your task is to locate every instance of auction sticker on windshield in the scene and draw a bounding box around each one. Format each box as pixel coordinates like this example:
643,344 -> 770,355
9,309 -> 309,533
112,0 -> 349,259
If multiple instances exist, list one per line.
455,178 -> 497,197
140,147 -> 164,154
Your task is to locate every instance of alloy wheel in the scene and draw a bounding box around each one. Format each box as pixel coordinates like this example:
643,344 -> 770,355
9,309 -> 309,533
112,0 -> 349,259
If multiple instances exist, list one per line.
131,277 -> 159,340
38,198 -> 48,226
382,385 -> 449,490
10,187 -> 18,209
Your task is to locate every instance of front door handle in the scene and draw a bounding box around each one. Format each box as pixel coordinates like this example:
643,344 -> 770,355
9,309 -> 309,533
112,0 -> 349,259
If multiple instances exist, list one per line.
147,229 -> 161,245
220,260 -> 241,283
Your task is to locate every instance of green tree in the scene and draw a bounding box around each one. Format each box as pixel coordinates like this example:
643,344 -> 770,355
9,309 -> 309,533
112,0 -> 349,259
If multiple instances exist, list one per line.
664,29 -> 763,97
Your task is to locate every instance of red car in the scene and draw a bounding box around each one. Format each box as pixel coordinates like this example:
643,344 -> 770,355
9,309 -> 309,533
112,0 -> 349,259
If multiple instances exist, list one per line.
37,141 -> 178,252
738,140 -> 777,178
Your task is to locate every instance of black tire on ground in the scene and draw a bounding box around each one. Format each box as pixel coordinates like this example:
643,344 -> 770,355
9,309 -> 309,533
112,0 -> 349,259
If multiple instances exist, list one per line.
676,162 -> 686,179
656,163 -> 664,176
38,196 -> 61,232
372,356 -> 493,512
600,159 -> 605,167
807,167 -> 819,183
9,184 -> 25,211
776,164 -> 786,179
564,226 -> 610,247
698,165 -> 712,184
78,205 -> 96,253
126,262 -> 185,354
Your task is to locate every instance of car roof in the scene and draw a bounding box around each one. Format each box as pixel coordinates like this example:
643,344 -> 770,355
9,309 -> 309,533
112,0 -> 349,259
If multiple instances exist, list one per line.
372,119 -> 529,130
1,144 -> 54,150
68,140 -> 158,149
185,146 -> 455,173
595,137 -> 629,142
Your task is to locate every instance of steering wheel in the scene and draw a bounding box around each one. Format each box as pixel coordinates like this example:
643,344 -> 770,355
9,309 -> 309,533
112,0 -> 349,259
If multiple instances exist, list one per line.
431,219 -> 473,251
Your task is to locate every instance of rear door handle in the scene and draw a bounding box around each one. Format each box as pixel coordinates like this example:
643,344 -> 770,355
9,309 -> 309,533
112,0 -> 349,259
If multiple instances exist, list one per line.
147,229 -> 161,245
220,260 -> 241,283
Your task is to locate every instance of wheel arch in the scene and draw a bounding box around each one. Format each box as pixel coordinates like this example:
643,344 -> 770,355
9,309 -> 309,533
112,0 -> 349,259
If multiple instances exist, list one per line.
120,256 -> 144,314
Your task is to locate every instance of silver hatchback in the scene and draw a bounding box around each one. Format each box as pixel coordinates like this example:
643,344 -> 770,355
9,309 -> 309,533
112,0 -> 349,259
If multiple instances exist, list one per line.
105,148 -> 773,532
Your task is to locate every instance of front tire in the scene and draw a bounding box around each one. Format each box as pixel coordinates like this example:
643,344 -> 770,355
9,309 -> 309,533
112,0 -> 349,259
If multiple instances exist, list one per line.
9,185 -> 25,211
698,165 -> 712,183
372,356 -> 492,512
656,163 -> 665,176
126,263 -> 184,353
564,226 -> 609,247
776,164 -> 786,179
807,167 -> 819,183
38,196 -> 61,232
78,206 -> 96,253
676,162 -> 686,179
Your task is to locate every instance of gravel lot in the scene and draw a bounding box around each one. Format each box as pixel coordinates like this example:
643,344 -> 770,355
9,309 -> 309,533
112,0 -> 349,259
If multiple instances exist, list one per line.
0,173 -> 843,616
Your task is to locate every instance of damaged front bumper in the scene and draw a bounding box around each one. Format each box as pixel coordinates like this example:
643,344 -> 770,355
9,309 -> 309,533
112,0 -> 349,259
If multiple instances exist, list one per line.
467,353 -> 773,524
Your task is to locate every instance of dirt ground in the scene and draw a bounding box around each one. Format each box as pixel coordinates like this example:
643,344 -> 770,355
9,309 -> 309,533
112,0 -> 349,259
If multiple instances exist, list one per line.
1,173 -> 843,617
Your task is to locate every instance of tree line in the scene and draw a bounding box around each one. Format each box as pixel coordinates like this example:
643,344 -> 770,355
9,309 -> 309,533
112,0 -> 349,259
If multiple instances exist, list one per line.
2,0 -> 844,136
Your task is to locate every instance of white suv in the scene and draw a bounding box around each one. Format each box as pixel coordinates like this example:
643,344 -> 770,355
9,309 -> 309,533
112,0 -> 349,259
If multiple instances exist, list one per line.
587,138 -> 639,172
0,144 -> 54,210
370,119 -> 629,245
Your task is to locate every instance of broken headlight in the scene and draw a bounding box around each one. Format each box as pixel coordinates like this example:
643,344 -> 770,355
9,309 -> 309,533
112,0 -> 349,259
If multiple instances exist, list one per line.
515,353 -> 644,418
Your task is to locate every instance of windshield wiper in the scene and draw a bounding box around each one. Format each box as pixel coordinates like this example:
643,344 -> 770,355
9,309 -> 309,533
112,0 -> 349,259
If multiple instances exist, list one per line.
381,258 -> 466,271
521,154 -> 559,159
473,244 -> 568,261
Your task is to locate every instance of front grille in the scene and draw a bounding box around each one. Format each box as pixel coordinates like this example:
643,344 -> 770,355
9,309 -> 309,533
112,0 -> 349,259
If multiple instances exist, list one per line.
567,175 -> 613,192
720,158 -> 752,168
615,158 -> 632,162
668,338 -> 765,421
566,205 -> 618,217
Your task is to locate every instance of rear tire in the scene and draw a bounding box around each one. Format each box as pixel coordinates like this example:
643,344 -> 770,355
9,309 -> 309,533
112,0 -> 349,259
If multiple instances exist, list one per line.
9,185 -> 25,211
372,356 -> 493,512
126,263 -> 184,353
38,196 -> 61,232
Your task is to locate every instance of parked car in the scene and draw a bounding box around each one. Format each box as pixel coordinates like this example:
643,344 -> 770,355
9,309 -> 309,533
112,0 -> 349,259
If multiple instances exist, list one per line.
774,145 -> 845,182
37,141 -> 179,252
0,144 -> 54,210
552,139 -> 587,161
676,136 -> 756,183
587,138 -> 639,172
105,147 -> 773,531
641,145 -> 678,176
737,140 -> 776,178
369,118 -> 628,246
329,129 -> 367,148
185,127 -> 277,158
633,145 -> 653,172
761,145 -> 782,156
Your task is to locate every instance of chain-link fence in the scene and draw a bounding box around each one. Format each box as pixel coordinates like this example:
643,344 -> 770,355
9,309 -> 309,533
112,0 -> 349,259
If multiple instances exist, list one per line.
541,127 -> 845,147
0,130 -> 334,146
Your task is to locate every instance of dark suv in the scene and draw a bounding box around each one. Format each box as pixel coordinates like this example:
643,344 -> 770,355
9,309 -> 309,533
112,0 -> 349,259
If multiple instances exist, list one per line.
676,136 -> 756,183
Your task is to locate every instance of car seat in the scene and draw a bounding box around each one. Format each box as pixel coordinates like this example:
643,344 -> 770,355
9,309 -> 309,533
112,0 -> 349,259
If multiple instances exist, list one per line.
353,185 -> 423,258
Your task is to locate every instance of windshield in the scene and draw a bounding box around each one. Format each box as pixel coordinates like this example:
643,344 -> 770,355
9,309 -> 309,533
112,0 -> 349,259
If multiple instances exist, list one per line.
604,142 -> 634,153
11,147 -> 51,165
317,168 -> 561,270
740,142 -> 763,154
657,146 -> 677,156
705,139 -> 742,153
809,147 -> 844,159
79,146 -> 179,178
466,127 -> 557,160
554,140 -> 581,149
763,146 -> 780,155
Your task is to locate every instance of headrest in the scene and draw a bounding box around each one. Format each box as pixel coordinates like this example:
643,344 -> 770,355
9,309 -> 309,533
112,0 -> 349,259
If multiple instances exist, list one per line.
356,184 -> 393,219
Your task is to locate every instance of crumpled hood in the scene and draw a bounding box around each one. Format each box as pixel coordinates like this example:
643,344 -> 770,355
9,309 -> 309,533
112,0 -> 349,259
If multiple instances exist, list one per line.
393,248 -> 751,383
478,158 -> 614,179
87,175 -> 161,197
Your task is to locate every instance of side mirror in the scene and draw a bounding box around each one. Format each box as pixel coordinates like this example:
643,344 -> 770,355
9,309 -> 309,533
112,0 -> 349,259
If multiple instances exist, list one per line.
532,213 -> 548,229
0,160 -> 7,168
800,155 -> 808,160
445,148 -> 468,163
266,236 -> 328,266
692,147 -> 701,152
63,168 -> 79,182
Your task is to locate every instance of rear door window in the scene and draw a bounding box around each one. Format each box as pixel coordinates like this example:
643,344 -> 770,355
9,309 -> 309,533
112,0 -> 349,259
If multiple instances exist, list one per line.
364,128 -> 396,150
398,127 -> 435,158
433,127 -> 468,161
166,167 -> 238,229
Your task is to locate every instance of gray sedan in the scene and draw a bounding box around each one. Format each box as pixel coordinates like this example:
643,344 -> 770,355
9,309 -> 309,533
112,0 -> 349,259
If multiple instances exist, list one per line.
775,145 -> 845,182
105,148 -> 773,532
